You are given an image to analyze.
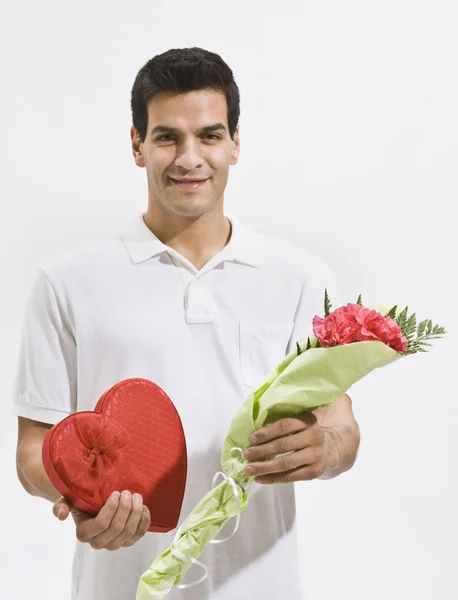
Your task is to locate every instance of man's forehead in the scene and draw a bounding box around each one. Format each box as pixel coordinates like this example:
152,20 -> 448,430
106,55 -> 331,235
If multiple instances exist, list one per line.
146,92 -> 230,137
147,90 -> 227,120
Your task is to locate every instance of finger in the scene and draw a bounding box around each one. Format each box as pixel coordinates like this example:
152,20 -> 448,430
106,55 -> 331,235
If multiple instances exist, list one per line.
105,493 -> 144,551
245,446 -> 319,478
136,505 -> 151,537
250,414 -> 315,445
53,497 -> 72,521
57,504 -> 70,521
244,430 -> 313,462
255,461 -> 324,484
89,490 -> 133,550
76,491 -> 120,543
122,505 -> 151,548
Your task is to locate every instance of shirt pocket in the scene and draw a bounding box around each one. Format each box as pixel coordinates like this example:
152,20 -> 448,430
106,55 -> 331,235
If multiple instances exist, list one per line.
239,320 -> 295,389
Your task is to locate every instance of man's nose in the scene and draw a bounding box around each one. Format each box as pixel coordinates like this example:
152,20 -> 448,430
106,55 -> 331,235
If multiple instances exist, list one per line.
174,139 -> 204,170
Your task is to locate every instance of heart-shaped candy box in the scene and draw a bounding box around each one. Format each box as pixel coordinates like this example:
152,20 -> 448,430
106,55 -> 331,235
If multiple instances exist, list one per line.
42,378 -> 187,532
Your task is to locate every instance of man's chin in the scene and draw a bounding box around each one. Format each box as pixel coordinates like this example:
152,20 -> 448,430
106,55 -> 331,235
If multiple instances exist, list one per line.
165,199 -> 218,218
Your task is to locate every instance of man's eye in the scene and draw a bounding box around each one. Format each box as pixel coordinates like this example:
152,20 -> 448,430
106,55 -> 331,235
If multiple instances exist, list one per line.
156,134 -> 220,142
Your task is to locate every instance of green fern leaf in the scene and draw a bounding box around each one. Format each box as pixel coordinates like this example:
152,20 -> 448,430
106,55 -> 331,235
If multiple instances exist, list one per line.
406,313 -> 417,339
386,305 -> 397,319
396,306 -> 409,334
417,319 -> 428,337
324,289 -> 332,317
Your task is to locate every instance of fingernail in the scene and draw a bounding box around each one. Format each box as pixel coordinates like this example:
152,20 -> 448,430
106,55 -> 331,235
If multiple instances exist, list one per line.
245,465 -> 256,475
251,434 -> 258,444
112,491 -> 120,502
133,493 -> 142,506
122,490 -> 132,501
244,448 -> 253,459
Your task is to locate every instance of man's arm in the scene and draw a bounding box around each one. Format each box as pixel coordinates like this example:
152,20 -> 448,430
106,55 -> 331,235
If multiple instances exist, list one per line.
313,393 -> 361,480
16,417 -> 62,502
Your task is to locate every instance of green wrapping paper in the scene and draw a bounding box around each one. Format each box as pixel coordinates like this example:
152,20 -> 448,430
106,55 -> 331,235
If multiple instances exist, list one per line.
136,478 -> 249,598
136,303 -> 406,599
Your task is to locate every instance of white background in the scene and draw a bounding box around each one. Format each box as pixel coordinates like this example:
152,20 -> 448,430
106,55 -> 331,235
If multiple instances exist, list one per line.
1,1 -> 456,599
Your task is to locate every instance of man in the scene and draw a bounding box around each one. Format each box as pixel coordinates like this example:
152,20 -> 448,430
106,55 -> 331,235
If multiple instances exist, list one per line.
13,47 -> 360,599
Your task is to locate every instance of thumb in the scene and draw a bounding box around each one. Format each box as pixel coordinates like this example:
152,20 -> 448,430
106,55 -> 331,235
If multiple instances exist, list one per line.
53,496 -> 72,521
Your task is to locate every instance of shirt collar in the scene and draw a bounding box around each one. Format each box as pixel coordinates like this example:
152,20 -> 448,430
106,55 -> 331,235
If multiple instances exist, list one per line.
121,212 -> 264,268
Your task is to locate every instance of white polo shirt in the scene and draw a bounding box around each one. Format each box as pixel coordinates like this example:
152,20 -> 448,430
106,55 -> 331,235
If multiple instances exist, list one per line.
12,212 -> 350,600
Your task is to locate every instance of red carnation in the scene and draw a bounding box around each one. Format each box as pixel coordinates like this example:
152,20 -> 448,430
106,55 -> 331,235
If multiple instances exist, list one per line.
313,303 -> 408,353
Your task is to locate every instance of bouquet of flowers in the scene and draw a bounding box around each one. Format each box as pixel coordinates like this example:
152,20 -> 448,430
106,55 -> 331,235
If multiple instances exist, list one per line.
136,292 -> 446,599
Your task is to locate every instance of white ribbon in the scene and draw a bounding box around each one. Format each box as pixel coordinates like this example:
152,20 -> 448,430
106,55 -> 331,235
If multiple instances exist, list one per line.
173,549 -> 208,590
173,447 -> 245,590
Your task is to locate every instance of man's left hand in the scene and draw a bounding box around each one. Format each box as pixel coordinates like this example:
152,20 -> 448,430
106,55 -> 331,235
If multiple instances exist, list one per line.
243,412 -> 326,484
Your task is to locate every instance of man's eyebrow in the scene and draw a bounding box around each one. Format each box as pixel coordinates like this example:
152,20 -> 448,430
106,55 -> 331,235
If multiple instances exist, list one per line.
150,123 -> 227,136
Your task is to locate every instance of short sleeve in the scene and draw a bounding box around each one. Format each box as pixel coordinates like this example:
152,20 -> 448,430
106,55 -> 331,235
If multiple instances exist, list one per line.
11,268 -> 77,424
286,254 -> 355,400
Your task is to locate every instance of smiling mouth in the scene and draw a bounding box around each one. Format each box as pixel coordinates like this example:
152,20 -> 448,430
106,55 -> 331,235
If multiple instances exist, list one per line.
170,178 -> 209,190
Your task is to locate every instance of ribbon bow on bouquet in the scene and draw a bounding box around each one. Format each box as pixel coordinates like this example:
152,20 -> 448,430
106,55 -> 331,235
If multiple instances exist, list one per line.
136,292 -> 446,599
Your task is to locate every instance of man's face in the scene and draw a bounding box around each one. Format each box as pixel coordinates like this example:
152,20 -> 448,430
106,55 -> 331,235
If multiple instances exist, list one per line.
131,89 -> 240,218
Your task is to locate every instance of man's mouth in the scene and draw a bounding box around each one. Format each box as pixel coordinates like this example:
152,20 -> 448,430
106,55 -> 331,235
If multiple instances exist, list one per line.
170,177 -> 209,190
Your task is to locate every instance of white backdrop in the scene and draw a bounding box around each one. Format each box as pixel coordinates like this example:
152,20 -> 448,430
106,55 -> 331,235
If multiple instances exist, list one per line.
1,1 -> 456,599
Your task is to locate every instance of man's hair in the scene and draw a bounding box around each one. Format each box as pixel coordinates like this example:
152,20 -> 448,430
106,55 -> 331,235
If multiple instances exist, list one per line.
131,47 -> 241,143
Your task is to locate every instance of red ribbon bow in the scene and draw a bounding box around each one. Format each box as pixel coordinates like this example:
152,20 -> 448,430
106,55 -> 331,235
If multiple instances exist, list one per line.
55,413 -> 148,504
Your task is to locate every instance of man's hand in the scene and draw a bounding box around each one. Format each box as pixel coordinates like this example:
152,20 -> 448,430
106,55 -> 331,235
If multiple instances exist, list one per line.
53,491 -> 151,551
243,412 -> 326,484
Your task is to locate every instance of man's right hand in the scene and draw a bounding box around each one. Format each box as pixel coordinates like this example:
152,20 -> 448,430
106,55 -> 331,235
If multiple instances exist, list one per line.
53,491 -> 151,551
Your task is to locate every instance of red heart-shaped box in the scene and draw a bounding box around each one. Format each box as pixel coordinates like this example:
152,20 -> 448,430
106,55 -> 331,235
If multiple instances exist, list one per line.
42,378 -> 187,533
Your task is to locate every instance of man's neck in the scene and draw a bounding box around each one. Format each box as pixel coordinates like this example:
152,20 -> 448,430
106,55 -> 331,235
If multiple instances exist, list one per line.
143,204 -> 232,271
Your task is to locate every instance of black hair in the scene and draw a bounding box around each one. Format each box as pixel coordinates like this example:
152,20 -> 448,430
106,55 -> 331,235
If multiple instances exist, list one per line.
131,47 -> 241,143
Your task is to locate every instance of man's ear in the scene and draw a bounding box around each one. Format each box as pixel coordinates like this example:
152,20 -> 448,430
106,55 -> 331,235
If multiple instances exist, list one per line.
230,124 -> 240,166
131,126 -> 145,168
